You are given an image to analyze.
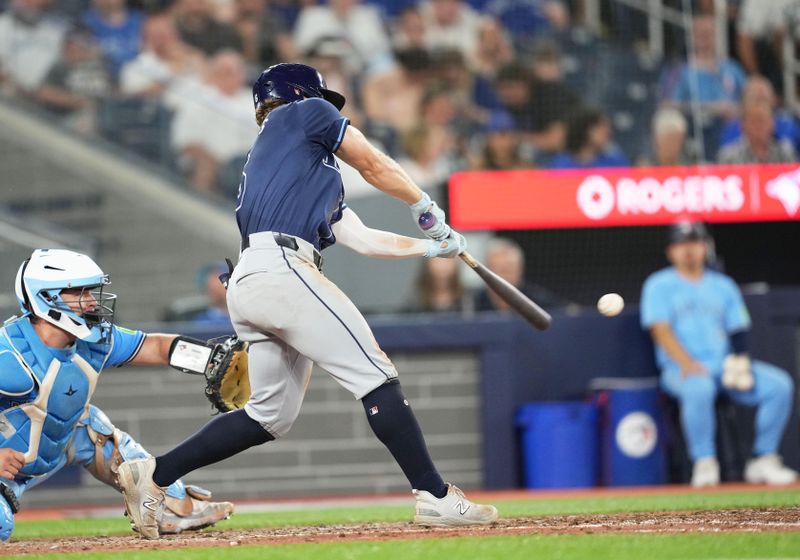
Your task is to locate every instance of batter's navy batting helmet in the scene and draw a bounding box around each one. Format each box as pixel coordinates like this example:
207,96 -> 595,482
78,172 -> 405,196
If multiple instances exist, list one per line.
252,63 -> 346,111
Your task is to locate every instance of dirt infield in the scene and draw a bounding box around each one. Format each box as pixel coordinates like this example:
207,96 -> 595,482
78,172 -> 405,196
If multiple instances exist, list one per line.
6,508 -> 800,555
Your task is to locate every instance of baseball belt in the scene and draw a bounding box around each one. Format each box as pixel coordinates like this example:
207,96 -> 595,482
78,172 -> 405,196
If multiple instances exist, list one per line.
241,233 -> 323,269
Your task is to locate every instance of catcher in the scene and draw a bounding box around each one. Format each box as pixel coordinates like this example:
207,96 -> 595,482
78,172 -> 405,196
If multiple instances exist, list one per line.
0,248 -> 237,541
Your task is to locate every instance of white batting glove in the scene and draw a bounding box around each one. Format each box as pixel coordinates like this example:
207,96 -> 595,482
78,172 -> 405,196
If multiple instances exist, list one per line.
721,354 -> 754,392
424,230 -> 467,258
410,192 -> 451,241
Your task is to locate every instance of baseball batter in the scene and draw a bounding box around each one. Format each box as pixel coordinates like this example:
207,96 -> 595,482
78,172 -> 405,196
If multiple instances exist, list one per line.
119,63 -> 498,539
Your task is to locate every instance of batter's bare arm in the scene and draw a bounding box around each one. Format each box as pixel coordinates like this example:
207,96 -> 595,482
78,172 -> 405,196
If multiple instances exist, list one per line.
336,126 -> 423,205
649,322 -> 706,376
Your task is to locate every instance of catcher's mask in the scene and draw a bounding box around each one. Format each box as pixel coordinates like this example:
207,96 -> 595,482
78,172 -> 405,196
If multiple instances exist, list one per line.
15,249 -> 117,343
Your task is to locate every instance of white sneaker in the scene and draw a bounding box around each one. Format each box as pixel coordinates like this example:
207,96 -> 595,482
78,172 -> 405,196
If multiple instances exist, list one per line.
744,454 -> 799,485
413,483 -> 498,527
691,457 -> 720,488
117,457 -> 166,539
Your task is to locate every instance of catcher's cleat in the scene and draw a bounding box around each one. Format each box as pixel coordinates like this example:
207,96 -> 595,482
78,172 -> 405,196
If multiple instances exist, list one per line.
158,485 -> 234,534
413,483 -> 498,527
117,457 -> 165,539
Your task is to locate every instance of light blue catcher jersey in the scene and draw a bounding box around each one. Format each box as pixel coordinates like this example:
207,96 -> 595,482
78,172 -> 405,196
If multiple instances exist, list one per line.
0,317 -> 144,477
640,268 -> 751,371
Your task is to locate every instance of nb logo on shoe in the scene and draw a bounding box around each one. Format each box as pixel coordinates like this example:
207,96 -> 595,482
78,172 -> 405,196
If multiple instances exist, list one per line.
453,500 -> 471,515
143,494 -> 160,511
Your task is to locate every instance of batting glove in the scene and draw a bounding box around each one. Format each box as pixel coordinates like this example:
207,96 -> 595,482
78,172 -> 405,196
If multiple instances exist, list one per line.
410,192 -> 451,241
424,230 -> 467,258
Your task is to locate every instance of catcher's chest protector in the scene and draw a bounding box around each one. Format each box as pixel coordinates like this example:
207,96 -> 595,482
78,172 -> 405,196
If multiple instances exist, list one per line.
0,319 -> 105,477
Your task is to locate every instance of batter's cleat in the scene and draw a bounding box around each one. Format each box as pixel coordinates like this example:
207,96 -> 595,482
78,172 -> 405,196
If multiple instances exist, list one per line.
413,483 -> 498,527
117,457 -> 165,539
691,456 -> 720,488
744,454 -> 799,485
158,485 -> 234,534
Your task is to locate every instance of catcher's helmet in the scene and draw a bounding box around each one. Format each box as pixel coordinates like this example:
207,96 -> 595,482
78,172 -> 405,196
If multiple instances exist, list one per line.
252,63 -> 346,111
15,249 -> 116,343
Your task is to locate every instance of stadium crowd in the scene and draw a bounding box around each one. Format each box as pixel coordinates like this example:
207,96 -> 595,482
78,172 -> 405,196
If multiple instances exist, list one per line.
0,0 -> 799,193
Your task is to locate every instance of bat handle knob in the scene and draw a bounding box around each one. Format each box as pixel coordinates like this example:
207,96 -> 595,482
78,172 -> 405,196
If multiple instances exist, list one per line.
418,211 -> 437,231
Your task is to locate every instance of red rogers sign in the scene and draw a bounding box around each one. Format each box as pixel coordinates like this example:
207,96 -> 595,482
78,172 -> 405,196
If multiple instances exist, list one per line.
449,164 -> 800,230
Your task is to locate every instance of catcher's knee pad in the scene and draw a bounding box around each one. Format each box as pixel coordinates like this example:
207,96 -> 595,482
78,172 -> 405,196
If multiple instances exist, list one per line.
71,405 -> 150,490
0,495 -> 14,542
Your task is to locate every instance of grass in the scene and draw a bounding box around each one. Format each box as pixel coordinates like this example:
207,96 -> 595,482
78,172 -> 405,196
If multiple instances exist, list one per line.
12,488 -> 800,559
19,533 -> 800,560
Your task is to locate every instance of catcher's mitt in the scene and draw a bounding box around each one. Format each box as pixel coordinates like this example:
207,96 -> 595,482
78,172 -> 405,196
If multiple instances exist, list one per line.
203,336 -> 250,413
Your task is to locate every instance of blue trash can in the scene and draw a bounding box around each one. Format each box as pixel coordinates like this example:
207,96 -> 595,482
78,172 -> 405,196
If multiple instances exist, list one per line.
591,378 -> 667,486
516,402 -> 599,489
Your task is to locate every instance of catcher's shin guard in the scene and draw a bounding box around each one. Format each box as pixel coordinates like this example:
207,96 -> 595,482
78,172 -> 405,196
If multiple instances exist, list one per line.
72,406 -> 234,533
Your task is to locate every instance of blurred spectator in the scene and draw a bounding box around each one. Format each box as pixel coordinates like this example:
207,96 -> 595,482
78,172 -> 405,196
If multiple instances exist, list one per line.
120,14 -> 205,107
191,262 -> 232,325
397,122 -> 455,191
640,220 -> 797,487
736,0 -> 794,93
640,107 -> 690,166
719,76 -> 800,155
475,237 -> 567,312
294,0 -> 393,75
468,17 -> 514,78
469,110 -> 529,170
34,28 -> 112,133
409,256 -> 471,313
666,14 -> 745,122
493,62 -> 536,131
528,40 -> 582,153
232,0 -> 295,68
174,0 -> 242,56
483,0 -> 568,45
362,48 -> 431,134
419,0 -> 483,58
0,0 -> 67,93
391,7 -> 427,51
306,36 -> 364,128
717,101 -> 798,164
82,0 -> 144,77
170,50 -> 257,192
548,107 -> 630,169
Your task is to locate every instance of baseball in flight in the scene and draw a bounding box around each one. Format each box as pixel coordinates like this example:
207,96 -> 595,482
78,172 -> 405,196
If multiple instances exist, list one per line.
597,293 -> 625,317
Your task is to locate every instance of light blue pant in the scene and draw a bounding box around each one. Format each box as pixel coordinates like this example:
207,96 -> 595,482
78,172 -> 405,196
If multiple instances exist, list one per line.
0,405 -> 191,541
661,360 -> 795,461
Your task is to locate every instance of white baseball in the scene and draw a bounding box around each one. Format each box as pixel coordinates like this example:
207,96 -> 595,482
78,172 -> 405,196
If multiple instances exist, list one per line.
597,293 -> 625,317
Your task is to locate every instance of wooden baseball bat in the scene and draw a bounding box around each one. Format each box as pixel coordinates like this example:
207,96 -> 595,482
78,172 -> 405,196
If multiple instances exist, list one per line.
419,213 -> 552,331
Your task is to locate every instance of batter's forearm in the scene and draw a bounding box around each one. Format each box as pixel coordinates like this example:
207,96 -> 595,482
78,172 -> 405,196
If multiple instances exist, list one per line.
359,152 -> 424,205
336,125 -> 424,205
333,207 -> 427,259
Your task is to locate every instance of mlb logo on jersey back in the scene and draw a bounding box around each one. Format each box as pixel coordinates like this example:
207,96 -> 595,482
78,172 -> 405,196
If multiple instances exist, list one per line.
369,406 -> 379,416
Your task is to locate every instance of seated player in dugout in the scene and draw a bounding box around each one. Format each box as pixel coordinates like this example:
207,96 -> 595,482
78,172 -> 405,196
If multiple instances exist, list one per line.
0,249 -> 234,541
640,221 -> 797,487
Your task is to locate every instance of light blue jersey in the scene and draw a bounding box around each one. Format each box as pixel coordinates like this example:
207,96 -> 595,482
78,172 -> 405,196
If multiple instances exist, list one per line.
640,267 -> 751,373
